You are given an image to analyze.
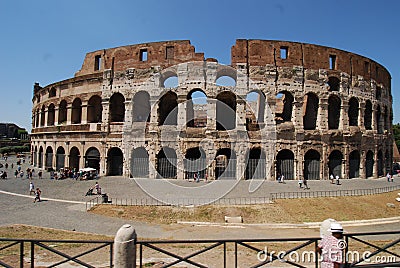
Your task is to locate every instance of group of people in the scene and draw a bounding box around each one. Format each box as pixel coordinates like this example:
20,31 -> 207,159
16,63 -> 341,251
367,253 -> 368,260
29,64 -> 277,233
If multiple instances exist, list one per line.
329,174 -> 341,185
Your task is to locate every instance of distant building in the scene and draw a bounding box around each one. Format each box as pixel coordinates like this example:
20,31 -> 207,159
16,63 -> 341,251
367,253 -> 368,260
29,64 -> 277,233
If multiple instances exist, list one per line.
0,123 -> 28,140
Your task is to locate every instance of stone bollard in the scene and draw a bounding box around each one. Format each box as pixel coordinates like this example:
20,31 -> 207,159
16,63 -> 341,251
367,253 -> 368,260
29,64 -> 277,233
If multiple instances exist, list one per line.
114,224 -> 137,268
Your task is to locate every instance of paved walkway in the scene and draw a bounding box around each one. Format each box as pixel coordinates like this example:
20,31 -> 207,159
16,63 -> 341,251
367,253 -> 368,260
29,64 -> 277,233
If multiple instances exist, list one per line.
0,155 -> 400,239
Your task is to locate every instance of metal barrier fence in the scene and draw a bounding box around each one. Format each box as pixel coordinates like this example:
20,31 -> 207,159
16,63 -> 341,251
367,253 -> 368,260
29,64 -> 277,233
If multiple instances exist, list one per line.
2,230 -> 399,267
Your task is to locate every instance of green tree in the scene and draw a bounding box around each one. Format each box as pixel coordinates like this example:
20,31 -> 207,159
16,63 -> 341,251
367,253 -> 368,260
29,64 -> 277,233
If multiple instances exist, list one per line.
393,123 -> 400,150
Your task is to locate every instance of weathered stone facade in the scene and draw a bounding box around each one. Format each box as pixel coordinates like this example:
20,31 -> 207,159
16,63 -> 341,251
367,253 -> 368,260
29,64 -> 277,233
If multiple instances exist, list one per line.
31,39 -> 393,181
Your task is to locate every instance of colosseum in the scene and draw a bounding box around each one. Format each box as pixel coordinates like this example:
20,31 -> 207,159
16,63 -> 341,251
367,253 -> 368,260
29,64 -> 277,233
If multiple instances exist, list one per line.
31,39 -> 393,182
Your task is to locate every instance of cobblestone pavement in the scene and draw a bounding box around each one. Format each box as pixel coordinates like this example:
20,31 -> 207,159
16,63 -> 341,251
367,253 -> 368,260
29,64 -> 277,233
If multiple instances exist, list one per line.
0,155 -> 399,239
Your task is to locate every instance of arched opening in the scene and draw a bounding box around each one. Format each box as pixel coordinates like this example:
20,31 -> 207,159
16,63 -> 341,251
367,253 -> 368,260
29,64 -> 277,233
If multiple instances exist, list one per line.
107,147 -> 123,176
246,91 -> 266,131
376,105 -> 382,134
328,150 -> 343,178
303,93 -> 319,130
328,76 -> 340,91
245,148 -> 266,180
47,104 -> 55,126
275,91 -> 293,123
69,147 -> 80,171
377,150 -> 384,176
158,91 -> 178,126
385,150 -> 391,174
328,95 -> 341,129
71,98 -> 82,124
45,147 -> 53,170
35,109 -> 40,128
49,87 -> 57,98
216,91 -> 236,130
38,146 -> 44,168
376,86 -> 382,100
349,150 -> 360,178
187,90 -> 207,128
40,105 -> 46,126
56,147 -> 65,171
33,146 -> 38,166
348,97 -> 359,126
163,76 -> 179,88
109,93 -> 125,122
216,76 -> 236,87
365,150 -> 374,178
131,147 -> 149,178
185,147 -> 207,180
58,100 -> 67,124
215,148 -> 236,179
132,91 -> 151,122
304,149 -> 320,180
276,149 -> 295,180
384,106 -> 389,131
156,147 -> 177,179
364,100 -> 372,130
87,95 -> 102,123
85,147 -> 100,171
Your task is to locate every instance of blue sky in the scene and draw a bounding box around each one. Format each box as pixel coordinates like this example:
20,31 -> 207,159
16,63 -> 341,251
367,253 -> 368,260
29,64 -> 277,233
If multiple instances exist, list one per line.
1,0 -> 399,131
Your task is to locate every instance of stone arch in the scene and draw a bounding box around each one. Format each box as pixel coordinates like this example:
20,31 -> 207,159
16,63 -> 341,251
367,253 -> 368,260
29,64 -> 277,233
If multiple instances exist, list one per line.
348,97 -> 359,126
245,147 -> 266,180
56,146 -> 65,171
377,149 -> 384,176
109,92 -> 125,122
304,149 -> 320,180
107,147 -> 123,176
328,150 -> 343,177
40,105 -> 46,126
275,91 -> 294,123
328,95 -> 341,129
185,147 -> 207,179
303,93 -> 319,130
187,89 -> 207,128
349,150 -> 360,178
38,146 -> 44,168
47,103 -> 55,126
158,91 -> 178,126
69,147 -> 80,171
156,147 -> 177,179
160,69 -> 178,88
132,91 -> 151,122
365,150 -> 374,178
215,148 -> 236,179
49,87 -> 57,98
246,90 -> 266,131
216,91 -> 236,130
87,95 -> 102,123
276,149 -> 295,180
45,146 -> 53,170
364,100 -> 373,130
58,100 -> 67,124
216,65 -> 237,85
131,147 -> 149,178
328,76 -> 340,91
71,98 -> 82,124
85,147 -> 100,171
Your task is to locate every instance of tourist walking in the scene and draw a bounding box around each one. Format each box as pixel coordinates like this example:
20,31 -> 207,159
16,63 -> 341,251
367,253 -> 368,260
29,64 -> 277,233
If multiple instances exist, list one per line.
335,175 -> 340,185
29,181 -> 35,195
317,222 -> 345,268
33,188 -> 42,203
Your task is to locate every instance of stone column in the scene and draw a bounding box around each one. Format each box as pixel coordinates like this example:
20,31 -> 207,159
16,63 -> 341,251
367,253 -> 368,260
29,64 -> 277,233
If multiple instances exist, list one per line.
80,141 -> 86,169
66,105 -> 72,125
236,98 -> 247,131
81,101 -> 88,124
359,150 -> 366,179
373,145 -> 378,178
114,224 -> 136,268
340,101 -> 349,131
293,97 -> 304,131
317,98 -> 328,130
54,107 -> 59,126
206,98 -> 217,131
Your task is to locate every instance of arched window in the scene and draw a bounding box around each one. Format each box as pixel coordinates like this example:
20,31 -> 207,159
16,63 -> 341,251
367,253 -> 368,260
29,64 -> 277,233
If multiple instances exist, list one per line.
47,103 -> 55,126
364,100 -> 372,130
377,150 -> 384,176
58,100 -> 67,124
184,147 -> 207,180
156,147 -> 177,179
107,147 -> 123,176
109,93 -> 125,122
158,91 -> 178,126
348,97 -> 359,127
303,93 -> 319,130
187,89 -> 207,128
69,147 -> 80,170
132,91 -> 151,122
328,150 -> 343,178
216,91 -> 236,130
56,147 -> 65,171
38,146 -> 44,168
275,91 -> 293,123
349,150 -> 360,178
85,147 -> 100,171
328,95 -> 341,129
215,148 -> 236,179
40,105 -> 46,126
87,95 -> 102,123
49,87 -> 57,98
304,149 -> 320,180
45,146 -> 53,170
71,98 -> 82,124
328,76 -> 340,91
376,105 -> 382,134
35,109 -> 40,128
246,90 -> 265,131
365,150 -> 374,178
245,148 -> 266,180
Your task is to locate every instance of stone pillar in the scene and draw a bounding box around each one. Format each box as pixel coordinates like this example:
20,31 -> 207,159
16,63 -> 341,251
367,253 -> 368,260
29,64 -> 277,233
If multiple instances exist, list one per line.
54,107 -> 59,126
81,102 -> 88,124
114,224 -> 136,268
236,98 -> 247,131
293,97 -> 304,130
44,108 -> 48,127
359,102 -> 365,130
359,150 -> 366,179
343,145 -> 349,179
340,102 -> 348,131
373,145 -> 378,178
177,95 -> 187,129
66,105 -> 72,125
317,98 -> 328,130
206,98 -> 217,131
80,141 -> 86,169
